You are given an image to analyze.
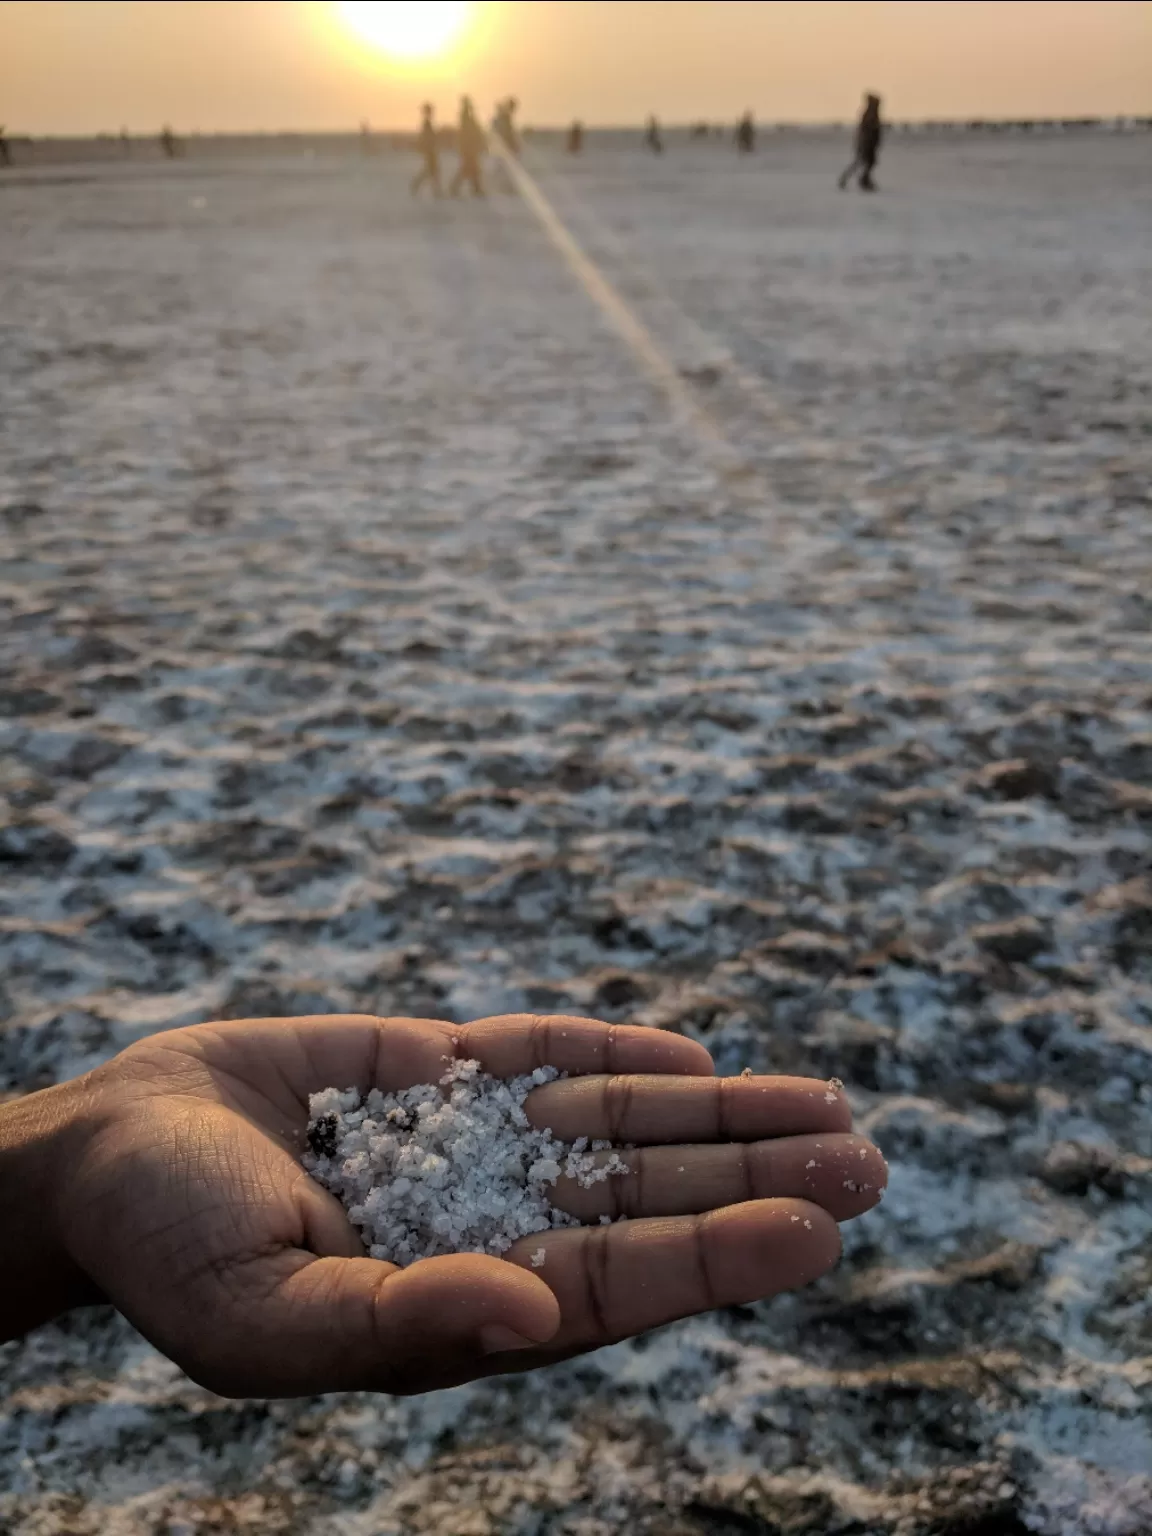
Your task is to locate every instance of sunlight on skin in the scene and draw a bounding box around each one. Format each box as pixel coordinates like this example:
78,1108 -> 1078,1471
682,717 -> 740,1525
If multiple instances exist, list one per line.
335,1 -> 472,61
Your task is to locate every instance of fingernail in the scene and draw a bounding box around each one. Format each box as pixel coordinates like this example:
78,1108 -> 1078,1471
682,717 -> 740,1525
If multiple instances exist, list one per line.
478,1324 -> 538,1354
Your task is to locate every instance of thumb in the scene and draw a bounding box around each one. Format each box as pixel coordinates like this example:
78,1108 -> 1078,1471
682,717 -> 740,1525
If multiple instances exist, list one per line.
185,1249 -> 561,1398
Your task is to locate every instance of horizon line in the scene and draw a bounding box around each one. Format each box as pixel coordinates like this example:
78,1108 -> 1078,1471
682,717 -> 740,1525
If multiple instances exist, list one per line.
9,114 -> 1152,141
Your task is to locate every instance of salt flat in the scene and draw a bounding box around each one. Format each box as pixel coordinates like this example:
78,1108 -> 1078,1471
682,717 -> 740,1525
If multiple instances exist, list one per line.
1,129 -> 1151,1534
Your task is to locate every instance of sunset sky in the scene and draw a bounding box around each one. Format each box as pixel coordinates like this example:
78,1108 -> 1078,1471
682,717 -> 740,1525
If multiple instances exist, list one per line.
1,1 -> 1148,135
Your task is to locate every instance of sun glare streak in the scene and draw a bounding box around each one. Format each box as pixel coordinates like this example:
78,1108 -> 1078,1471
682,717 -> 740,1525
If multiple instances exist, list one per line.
489,144 -> 736,466
336,2 -> 471,61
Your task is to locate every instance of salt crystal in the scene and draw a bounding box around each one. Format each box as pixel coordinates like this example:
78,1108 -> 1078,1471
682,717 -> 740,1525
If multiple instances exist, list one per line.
805,1159 -> 816,1169
528,1158 -> 562,1184
530,1247 -> 546,1268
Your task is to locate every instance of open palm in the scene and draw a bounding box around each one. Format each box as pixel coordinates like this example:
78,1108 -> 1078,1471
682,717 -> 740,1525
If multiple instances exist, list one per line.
61,1013 -> 886,1397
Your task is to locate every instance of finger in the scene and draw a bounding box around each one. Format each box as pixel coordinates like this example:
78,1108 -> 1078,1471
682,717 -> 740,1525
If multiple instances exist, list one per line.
527,1073 -> 852,1145
189,1014 -> 712,1108
282,1012 -> 712,1089
454,1014 -> 714,1080
176,1250 -> 561,1398
182,1015 -> 457,1116
499,1199 -> 839,1357
552,1133 -> 888,1223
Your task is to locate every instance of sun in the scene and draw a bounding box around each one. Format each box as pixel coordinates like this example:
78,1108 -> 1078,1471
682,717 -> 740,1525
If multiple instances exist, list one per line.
336,1 -> 470,61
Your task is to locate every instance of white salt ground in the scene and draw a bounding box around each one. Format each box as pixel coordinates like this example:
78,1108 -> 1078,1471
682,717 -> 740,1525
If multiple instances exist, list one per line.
2,131 -> 1151,1536
303,1059 -> 628,1265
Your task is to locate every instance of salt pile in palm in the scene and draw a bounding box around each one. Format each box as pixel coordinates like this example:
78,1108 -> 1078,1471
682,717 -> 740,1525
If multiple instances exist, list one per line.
304,1059 -> 627,1265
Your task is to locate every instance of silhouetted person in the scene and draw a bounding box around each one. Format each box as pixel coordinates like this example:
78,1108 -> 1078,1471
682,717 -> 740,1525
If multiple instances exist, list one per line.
567,120 -> 584,155
120,126 -> 130,157
645,115 -> 663,154
839,93 -> 883,191
160,124 -> 179,160
410,103 -> 442,196
736,111 -> 755,153
493,96 -> 520,158
0,126 -> 9,168
450,96 -> 486,197
360,120 -> 373,155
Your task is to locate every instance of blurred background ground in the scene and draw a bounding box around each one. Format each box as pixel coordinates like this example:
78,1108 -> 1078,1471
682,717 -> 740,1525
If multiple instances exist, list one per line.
1,129 -> 1150,1534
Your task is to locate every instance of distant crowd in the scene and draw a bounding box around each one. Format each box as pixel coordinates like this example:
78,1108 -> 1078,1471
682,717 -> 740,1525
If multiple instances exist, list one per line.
408,94 -> 508,199
0,94 -> 883,192
403,92 -> 884,197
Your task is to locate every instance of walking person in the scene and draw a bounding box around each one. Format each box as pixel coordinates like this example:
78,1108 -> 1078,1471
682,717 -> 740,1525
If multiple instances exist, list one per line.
736,111 -> 755,154
410,103 -> 442,196
450,95 -> 486,197
492,96 -> 520,159
839,93 -> 883,191
645,114 -> 663,154
0,126 -> 9,168
567,120 -> 584,155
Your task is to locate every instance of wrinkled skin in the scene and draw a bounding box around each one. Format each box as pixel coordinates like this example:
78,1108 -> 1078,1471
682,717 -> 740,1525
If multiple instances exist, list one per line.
6,1013 -> 886,1397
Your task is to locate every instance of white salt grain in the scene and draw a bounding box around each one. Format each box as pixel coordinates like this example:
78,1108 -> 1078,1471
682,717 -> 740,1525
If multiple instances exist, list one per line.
304,1059 -> 625,1267
530,1247 -> 546,1268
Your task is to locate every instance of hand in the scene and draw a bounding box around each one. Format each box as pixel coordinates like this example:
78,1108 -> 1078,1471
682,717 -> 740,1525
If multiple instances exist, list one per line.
5,1013 -> 886,1397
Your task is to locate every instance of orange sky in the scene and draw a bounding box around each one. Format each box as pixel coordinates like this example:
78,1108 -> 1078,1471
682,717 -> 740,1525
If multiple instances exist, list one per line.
1,1 -> 1149,134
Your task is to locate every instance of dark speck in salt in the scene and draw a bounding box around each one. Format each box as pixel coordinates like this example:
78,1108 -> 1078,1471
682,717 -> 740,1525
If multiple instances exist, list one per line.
307,1112 -> 340,1159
